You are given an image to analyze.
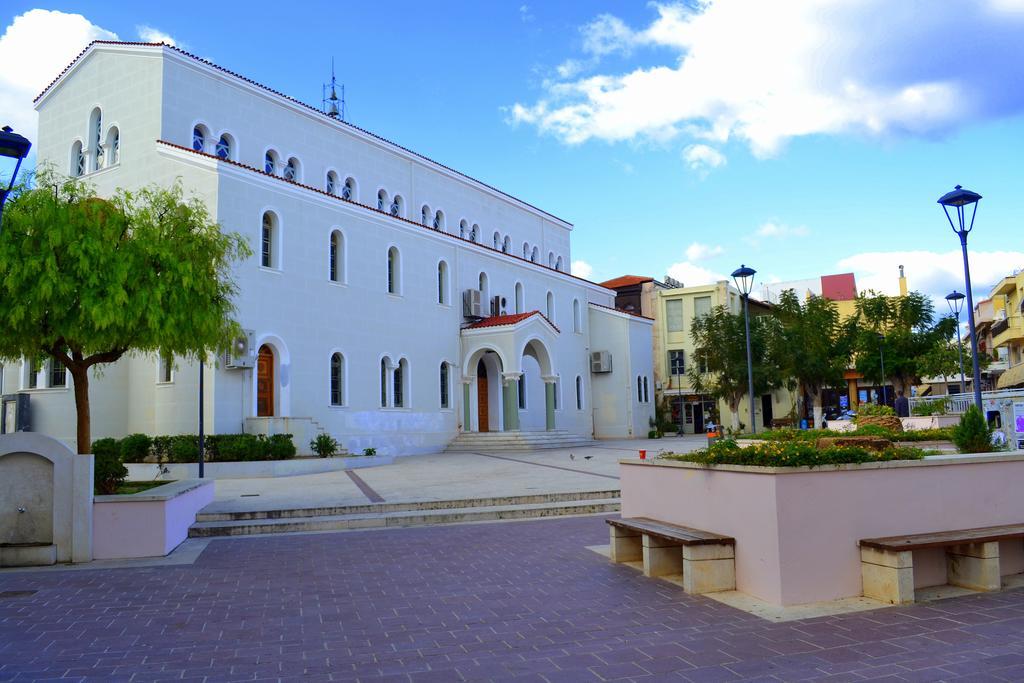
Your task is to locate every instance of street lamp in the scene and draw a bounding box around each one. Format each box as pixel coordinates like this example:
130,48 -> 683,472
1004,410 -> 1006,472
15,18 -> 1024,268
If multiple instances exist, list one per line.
877,333 -> 887,406
0,125 -> 33,234
945,290 -> 967,395
938,185 -> 984,411
731,264 -> 757,434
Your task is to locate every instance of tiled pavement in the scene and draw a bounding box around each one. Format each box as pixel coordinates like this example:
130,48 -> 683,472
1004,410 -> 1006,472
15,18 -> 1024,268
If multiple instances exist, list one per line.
3,516 -> 1024,682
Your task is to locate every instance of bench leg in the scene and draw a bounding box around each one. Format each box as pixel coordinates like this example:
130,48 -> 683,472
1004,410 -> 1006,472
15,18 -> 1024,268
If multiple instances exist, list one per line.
682,543 -> 735,594
947,542 -> 1001,592
609,526 -> 642,563
642,534 -> 683,577
861,547 -> 914,605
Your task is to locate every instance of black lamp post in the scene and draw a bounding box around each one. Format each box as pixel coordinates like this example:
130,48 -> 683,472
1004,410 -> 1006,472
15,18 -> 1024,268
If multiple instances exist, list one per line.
938,185 -> 984,411
198,360 -> 205,479
945,290 -> 967,395
877,333 -> 887,406
0,126 -> 33,234
731,264 -> 757,434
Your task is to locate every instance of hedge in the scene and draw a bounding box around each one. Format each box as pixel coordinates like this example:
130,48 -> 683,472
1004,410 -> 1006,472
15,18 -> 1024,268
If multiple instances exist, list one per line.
661,439 -> 926,468
748,426 -> 954,443
99,433 -> 297,464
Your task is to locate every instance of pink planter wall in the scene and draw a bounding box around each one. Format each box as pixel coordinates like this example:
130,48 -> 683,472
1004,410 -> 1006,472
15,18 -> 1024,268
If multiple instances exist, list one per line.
621,454 -> 1024,605
93,480 -> 214,560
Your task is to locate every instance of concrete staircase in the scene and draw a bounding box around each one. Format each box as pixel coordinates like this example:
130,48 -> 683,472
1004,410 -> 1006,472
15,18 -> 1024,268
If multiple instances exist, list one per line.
188,489 -> 619,538
445,429 -> 596,452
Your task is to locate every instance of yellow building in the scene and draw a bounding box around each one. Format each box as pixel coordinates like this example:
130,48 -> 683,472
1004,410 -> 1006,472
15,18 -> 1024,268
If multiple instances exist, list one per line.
991,272 -> 1024,389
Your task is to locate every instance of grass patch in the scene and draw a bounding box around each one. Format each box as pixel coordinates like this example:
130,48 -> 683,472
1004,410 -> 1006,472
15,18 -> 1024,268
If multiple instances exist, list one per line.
661,439 -> 926,468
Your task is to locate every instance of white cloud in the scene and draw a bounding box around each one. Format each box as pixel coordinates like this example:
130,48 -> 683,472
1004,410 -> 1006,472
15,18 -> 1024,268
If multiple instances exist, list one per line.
685,242 -> 724,261
555,59 -> 587,79
755,222 -> 809,239
519,5 -> 535,23
571,259 -> 594,279
836,249 -> 1024,309
682,144 -> 726,177
665,261 -> 727,288
0,10 -> 117,143
137,25 -> 177,46
512,1 -> 1024,155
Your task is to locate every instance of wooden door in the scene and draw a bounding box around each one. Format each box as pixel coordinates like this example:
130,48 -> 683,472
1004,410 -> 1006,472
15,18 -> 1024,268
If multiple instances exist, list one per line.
257,345 -> 274,417
477,360 -> 489,432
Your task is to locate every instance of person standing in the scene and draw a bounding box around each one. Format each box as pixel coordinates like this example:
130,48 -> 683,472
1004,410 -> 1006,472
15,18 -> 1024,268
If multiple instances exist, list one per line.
894,391 -> 910,418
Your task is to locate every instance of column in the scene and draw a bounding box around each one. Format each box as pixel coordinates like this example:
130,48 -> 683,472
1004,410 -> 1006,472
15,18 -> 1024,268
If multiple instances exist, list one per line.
543,375 -> 557,431
462,379 -> 472,432
501,373 -> 522,432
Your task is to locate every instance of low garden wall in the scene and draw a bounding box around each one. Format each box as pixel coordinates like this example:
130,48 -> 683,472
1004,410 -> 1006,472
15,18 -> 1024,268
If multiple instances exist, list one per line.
125,453 -> 395,481
93,479 -> 214,559
620,452 -> 1024,606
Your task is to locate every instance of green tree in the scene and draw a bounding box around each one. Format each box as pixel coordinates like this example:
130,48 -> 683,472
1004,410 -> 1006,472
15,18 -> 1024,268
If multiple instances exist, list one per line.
0,171 -> 250,454
689,304 -> 779,432
770,290 -> 854,428
852,291 -> 956,398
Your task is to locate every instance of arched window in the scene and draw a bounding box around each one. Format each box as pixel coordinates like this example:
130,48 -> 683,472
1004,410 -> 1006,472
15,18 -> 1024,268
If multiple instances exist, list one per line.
437,261 -> 449,304
493,232 -> 501,249
439,362 -> 450,409
433,210 -> 444,231
523,243 -> 530,259
470,224 -> 479,243
377,189 -> 388,211
479,272 -> 489,306
531,246 -> 539,263
264,149 -> 279,175
380,358 -> 389,407
421,204 -> 431,226
260,211 -> 278,269
394,358 -> 407,408
70,141 -> 85,177
643,376 -> 650,403
216,133 -> 234,160
637,376 -> 643,402
387,246 -> 400,294
502,236 -> 511,254
573,299 -> 582,333
576,376 -> 583,410
548,252 -> 555,268
342,177 -> 356,200
192,125 -> 207,153
89,108 -> 103,170
556,256 -> 564,272
283,157 -> 300,181
326,171 -> 339,195
329,230 -> 344,282
546,291 -> 555,321
459,219 -> 468,239
105,127 -> 120,165
514,282 -> 524,314
330,353 -> 345,406
390,194 -> 404,217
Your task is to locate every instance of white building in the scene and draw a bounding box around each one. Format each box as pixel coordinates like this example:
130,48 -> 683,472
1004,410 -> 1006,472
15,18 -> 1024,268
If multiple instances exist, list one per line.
2,41 -> 654,454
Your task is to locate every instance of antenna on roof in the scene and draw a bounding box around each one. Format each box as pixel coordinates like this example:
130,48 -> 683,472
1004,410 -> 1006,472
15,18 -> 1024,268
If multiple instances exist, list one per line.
322,58 -> 346,121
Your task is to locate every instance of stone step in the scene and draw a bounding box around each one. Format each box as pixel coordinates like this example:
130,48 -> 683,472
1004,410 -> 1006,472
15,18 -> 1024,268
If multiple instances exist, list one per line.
446,430 -> 596,452
188,499 -> 621,538
196,489 -> 621,522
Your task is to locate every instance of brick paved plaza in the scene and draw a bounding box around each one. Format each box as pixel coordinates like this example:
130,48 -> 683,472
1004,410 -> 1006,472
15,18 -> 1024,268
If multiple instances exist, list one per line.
3,516 -> 1024,682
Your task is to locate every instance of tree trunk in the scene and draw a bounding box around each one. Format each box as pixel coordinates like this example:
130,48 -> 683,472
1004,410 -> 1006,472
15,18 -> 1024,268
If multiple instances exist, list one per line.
728,397 -> 741,432
69,364 -> 91,454
811,392 -> 824,430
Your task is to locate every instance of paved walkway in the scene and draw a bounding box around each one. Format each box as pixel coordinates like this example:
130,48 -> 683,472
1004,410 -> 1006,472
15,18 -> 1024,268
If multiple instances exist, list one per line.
207,437 -> 704,514
3,516 -> 1024,682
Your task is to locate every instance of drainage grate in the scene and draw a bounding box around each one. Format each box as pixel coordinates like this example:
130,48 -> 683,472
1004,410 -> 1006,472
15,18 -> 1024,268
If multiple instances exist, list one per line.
240,494 -> 260,497
0,590 -> 37,599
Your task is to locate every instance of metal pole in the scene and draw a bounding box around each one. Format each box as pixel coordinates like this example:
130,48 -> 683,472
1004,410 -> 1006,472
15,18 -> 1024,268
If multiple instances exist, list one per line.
954,316 -> 967,395
198,360 -> 205,479
879,341 -> 886,405
959,233 -> 984,411
743,293 -> 756,434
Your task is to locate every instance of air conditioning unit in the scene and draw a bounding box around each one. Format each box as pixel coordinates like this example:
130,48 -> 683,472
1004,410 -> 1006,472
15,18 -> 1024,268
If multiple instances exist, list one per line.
224,329 -> 255,369
590,350 -> 612,373
463,289 -> 482,318
491,295 -> 507,316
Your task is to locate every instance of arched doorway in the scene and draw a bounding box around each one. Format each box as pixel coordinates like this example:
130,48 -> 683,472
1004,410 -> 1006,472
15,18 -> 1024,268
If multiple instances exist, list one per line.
257,344 -> 275,417
477,359 -> 489,432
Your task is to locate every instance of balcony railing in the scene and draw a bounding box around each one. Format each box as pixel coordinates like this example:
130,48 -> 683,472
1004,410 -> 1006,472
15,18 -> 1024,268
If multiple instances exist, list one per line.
992,317 -> 1009,337
908,388 -> 1024,415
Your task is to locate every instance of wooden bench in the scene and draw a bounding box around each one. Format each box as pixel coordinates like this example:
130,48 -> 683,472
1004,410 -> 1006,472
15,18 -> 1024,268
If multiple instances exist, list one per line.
607,517 -> 736,594
860,524 -> 1024,605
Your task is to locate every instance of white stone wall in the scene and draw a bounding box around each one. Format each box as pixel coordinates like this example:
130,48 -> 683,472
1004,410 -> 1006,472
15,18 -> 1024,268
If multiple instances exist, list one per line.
588,306 -> 655,438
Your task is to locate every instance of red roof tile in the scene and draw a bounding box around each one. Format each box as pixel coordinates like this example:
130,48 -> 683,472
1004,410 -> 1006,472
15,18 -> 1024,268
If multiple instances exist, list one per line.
465,311 -> 559,332
600,275 -> 653,289
36,41 -> 571,226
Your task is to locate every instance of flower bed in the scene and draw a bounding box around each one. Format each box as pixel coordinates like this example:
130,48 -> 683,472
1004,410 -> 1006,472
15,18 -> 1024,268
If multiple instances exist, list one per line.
747,426 -> 954,443
663,439 -> 925,468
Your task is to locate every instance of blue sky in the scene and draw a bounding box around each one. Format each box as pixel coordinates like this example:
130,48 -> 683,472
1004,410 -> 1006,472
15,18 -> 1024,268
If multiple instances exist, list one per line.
2,1 -> 1022,305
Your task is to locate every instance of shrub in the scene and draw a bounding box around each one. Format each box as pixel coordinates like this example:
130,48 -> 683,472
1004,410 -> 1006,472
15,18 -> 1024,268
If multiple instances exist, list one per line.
150,435 -> 174,465
169,435 -> 199,463
91,437 -> 120,460
93,447 -> 127,495
119,433 -> 152,462
952,406 -> 994,454
750,425 -> 954,443
661,438 -> 925,469
310,433 -> 339,458
267,434 -> 296,459
911,399 -> 948,416
213,434 -> 260,461
363,447 -> 377,456
857,403 -> 896,417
